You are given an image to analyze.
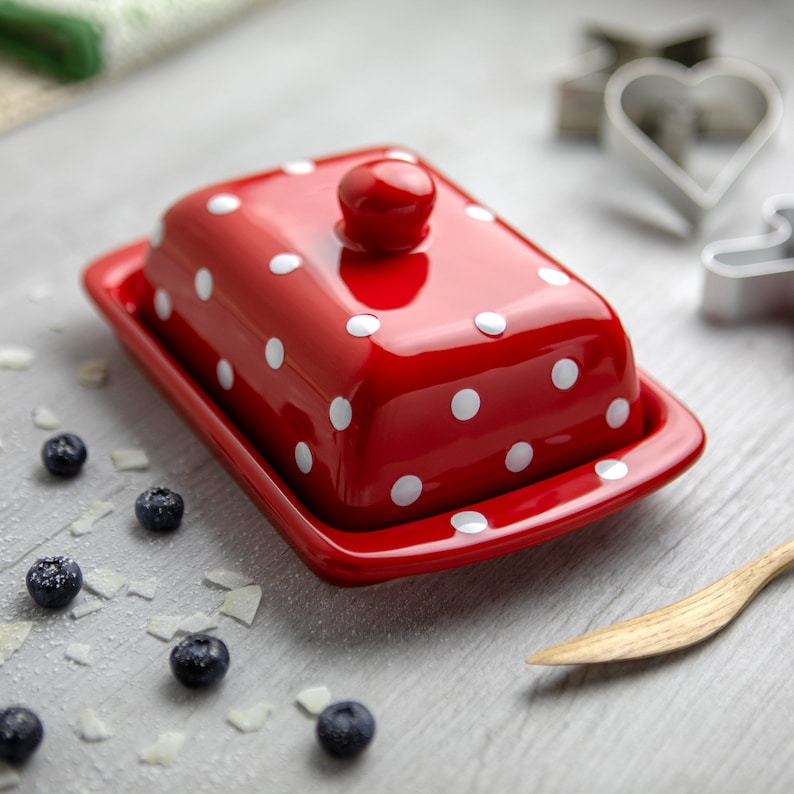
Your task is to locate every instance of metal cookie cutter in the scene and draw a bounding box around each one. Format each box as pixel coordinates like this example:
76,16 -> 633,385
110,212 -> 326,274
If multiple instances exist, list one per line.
602,57 -> 783,226
556,21 -> 714,136
702,195 -> 794,322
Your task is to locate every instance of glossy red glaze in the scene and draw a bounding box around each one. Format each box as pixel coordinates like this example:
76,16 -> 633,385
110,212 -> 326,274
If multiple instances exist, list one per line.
83,146 -> 706,584
337,158 -> 436,253
135,147 -> 646,531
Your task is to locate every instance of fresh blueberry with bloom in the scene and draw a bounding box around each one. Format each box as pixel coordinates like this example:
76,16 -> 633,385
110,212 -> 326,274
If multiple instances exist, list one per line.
0,706 -> 44,764
169,634 -> 229,688
316,700 -> 376,758
26,556 -> 82,608
135,487 -> 184,531
40,432 -> 87,477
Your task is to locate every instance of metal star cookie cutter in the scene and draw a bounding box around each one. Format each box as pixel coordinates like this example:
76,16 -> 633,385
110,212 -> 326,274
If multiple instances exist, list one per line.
701,194 -> 794,322
556,21 -> 715,136
602,57 -> 784,225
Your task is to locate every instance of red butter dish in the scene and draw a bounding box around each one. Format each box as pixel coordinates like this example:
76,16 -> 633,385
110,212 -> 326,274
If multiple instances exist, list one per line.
84,146 -> 705,585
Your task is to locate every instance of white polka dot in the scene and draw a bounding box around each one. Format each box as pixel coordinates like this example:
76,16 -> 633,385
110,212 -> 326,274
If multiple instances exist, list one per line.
552,358 -> 579,390
269,253 -> 302,275
329,397 -> 352,431
465,205 -> 495,222
606,398 -> 630,429
390,475 -> 423,507
265,338 -> 284,369
346,314 -> 380,337
295,442 -> 313,473
207,193 -> 241,215
451,388 -> 480,421
538,267 -> 570,286
475,312 -> 506,336
451,511 -> 489,534
150,220 -> 164,248
385,149 -> 418,162
217,359 -> 234,390
194,268 -> 213,301
282,159 -> 316,175
505,442 -> 533,473
595,459 -> 629,480
153,288 -> 172,321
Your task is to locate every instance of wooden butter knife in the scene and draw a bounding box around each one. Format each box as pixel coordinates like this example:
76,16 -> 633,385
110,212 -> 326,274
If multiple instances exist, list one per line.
526,535 -> 794,665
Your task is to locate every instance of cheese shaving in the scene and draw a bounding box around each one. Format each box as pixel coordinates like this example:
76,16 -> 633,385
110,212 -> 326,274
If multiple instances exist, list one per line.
139,731 -> 187,766
65,643 -> 93,666
70,501 -> 114,537
76,359 -> 109,387
226,702 -> 274,733
0,621 -> 33,666
177,612 -> 219,634
127,578 -> 157,600
221,585 -> 262,627
204,568 -> 254,590
70,599 -> 105,620
32,405 -> 60,430
83,568 -> 127,599
146,615 -> 183,641
0,761 -> 21,790
0,346 -> 34,370
295,685 -> 332,716
75,709 -> 112,742
110,449 -> 150,471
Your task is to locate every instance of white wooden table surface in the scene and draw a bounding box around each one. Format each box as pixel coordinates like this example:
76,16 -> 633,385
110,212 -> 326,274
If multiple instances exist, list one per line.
1,0 -> 793,792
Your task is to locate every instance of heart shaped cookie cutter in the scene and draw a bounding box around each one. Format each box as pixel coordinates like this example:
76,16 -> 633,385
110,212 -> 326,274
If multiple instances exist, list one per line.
603,57 -> 783,225
702,194 -> 794,322
556,21 -> 715,136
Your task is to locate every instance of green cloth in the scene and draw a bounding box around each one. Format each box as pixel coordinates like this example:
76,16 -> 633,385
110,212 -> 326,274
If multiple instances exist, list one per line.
0,0 -> 275,133
0,2 -> 102,80
0,0 -> 268,82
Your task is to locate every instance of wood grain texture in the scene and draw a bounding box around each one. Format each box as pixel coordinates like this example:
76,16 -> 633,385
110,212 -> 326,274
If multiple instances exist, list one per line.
1,1 -> 793,792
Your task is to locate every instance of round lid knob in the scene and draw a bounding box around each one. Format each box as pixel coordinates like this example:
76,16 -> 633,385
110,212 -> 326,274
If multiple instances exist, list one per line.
337,159 -> 436,254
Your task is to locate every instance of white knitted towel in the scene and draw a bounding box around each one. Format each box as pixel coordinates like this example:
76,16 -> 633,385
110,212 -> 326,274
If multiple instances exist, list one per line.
0,0 -> 274,132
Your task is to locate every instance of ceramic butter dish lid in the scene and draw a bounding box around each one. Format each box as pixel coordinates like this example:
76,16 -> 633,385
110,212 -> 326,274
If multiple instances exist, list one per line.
84,146 -> 705,585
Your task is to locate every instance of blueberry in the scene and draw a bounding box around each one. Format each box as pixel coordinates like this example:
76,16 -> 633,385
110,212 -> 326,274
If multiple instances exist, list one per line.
135,487 -> 184,531
26,556 -> 82,608
316,700 -> 376,759
0,706 -> 44,764
41,433 -> 87,477
169,634 -> 229,688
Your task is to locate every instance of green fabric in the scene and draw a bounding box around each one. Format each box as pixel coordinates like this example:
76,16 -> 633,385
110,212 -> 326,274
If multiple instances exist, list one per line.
0,1 -> 103,81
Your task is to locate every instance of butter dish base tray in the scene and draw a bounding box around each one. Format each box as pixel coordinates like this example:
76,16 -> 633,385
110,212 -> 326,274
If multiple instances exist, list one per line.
84,240 -> 705,586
